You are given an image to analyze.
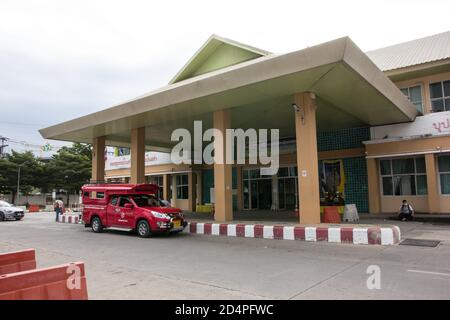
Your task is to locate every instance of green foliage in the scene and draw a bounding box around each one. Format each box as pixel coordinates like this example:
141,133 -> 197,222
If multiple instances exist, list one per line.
47,143 -> 92,193
0,151 -> 41,196
0,143 -> 92,201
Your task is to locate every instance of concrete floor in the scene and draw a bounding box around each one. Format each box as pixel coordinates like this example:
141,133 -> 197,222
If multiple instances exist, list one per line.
1,212 -> 450,299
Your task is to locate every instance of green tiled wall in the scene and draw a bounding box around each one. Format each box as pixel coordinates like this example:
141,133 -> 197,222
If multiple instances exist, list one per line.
343,157 -> 369,213
317,127 -> 370,152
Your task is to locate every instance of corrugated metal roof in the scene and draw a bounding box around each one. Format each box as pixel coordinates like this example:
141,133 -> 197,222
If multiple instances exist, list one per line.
366,31 -> 450,71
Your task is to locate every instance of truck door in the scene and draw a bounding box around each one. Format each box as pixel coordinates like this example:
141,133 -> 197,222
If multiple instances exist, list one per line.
106,195 -> 120,226
116,196 -> 135,229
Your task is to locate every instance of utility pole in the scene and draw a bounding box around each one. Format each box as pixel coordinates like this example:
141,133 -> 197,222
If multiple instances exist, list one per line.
17,166 -> 21,205
0,136 -> 8,158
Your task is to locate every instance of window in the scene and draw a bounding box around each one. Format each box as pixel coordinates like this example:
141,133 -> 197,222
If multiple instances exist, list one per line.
96,192 -> 105,199
400,85 -> 423,113
379,157 -> 427,196
119,197 -> 131,207
438,155 -> 450,194
430,80 -> 450,112
176,174 -> 189,199
110,196 -> 119,206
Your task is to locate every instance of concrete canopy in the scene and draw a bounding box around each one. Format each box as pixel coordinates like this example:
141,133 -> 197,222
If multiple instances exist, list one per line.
169,34 -> 271,84
39,36 -> 418,151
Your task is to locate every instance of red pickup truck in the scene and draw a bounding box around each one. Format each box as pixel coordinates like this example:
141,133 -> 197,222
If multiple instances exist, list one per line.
81,184 -> 187,238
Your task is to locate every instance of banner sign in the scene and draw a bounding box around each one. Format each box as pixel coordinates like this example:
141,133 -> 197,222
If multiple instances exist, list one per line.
105,152 -> 172,170
371,110 -> 450,140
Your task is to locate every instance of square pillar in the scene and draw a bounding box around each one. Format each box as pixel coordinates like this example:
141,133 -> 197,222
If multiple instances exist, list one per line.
294,92 -> 320,224
214,109 -> 233,222
425,154 -> 440,213
188,171 -> 196,211
367,158 -> 381,214
130,127 -> 146,184
163,174 -> 170,201
91,136 -> 105,183
171,174 -> 177,206
196,171 -> 203,206
236,166 -> 243,210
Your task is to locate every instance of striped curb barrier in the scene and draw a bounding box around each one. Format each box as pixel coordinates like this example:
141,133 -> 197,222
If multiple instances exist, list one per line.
186,222 -> 401,245
57,214 -> 82,224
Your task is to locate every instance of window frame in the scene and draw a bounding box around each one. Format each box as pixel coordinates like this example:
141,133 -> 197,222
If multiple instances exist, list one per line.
429,80 -> 450,112
175,174 -> 189,200
438,154 -> 450,195
400,84 -> 424,113
379,156 -> 427,197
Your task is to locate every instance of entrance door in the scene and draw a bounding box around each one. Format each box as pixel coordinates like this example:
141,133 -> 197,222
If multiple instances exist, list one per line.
284,178 -> 298,210
258,179 -> 272,210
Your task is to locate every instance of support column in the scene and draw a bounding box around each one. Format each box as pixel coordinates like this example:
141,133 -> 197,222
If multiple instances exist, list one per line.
367,158 -> 381,214
130,127 -> 146,184
425,153 -> 440,213
163,174 -> 169,201
196,171 -> 203,206
236,166 -> 243,210
91,136 -> 105,183
188,171 -> 196,211
295,92 -> 320,224
171,174 -> 177,206
213,109 -> 233,222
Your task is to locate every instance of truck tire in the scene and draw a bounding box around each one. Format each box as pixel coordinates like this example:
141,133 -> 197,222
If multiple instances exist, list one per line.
91,216 -> 104,233
137,220 -> 152,238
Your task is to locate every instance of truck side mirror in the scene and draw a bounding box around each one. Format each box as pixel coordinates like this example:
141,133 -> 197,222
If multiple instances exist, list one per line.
124,203 -> 133,209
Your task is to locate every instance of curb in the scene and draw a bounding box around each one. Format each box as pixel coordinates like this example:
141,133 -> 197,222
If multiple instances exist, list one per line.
186,222 -> 401,245
57,215 -> 82,224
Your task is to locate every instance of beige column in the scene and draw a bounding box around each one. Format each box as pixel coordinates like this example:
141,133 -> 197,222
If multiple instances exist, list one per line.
214,109 -> 233,222
236,166 -> 243,210
130,127 -> 146,184
171,174 -> 177,206
196,171 -> 203,206
295,92 -> 320,224
162,174 -> 170,201
425,153 -> 440,213
91,136 -> 105,182
367,158 -> 381,214
188,171 -> 196,211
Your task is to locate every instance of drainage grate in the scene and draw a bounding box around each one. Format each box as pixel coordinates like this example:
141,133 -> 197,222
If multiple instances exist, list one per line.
400,239 -> 441,247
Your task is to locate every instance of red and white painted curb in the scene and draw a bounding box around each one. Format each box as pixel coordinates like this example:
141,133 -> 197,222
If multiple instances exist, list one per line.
57,214 -> 82,224
186,222 -> 401,245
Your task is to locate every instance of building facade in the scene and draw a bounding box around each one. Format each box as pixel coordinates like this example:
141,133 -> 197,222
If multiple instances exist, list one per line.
40,32 -> 450,221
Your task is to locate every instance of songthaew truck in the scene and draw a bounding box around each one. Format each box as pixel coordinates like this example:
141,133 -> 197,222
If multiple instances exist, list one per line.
81,184 -> 187,238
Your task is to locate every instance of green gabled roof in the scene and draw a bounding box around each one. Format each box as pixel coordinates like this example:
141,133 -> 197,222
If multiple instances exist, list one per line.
169,34 -> 271,84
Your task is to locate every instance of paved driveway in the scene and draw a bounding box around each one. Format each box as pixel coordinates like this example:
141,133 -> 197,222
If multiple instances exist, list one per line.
1,212 -> 450,299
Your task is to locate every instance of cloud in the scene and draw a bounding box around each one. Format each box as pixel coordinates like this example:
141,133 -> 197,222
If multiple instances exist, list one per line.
0,0 -> 449,153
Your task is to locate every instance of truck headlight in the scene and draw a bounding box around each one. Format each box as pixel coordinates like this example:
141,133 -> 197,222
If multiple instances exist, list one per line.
150,211 -> 170,220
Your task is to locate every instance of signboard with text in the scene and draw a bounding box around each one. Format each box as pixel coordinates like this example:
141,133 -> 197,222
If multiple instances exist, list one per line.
371,110 -> 450,140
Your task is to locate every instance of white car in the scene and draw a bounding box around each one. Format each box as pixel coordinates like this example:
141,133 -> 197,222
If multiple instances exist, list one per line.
0,200 -> 25,221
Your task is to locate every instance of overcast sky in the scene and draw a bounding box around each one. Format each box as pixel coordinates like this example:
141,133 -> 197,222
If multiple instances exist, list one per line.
0,0 -> 449,153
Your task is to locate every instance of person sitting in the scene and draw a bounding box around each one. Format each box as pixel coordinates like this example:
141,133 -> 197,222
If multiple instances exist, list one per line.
398,200 -> 414,221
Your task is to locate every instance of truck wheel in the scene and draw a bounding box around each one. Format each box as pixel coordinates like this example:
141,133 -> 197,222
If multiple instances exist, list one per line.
91,217 -> 104,233
137,220 -> 151,238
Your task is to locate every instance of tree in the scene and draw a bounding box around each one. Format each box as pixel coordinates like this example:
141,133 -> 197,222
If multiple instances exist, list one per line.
47,143 -> 92,205
0,151 -> 42,203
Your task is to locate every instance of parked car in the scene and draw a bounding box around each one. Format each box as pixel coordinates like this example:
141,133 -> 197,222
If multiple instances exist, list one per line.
81,184 -> 187,238
0,200 -> 25,221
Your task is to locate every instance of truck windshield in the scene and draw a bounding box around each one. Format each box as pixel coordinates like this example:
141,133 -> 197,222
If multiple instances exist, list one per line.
132,195 -> 161,207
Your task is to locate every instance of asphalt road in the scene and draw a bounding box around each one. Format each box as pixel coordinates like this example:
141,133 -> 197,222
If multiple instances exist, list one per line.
1,212 -> 450,299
